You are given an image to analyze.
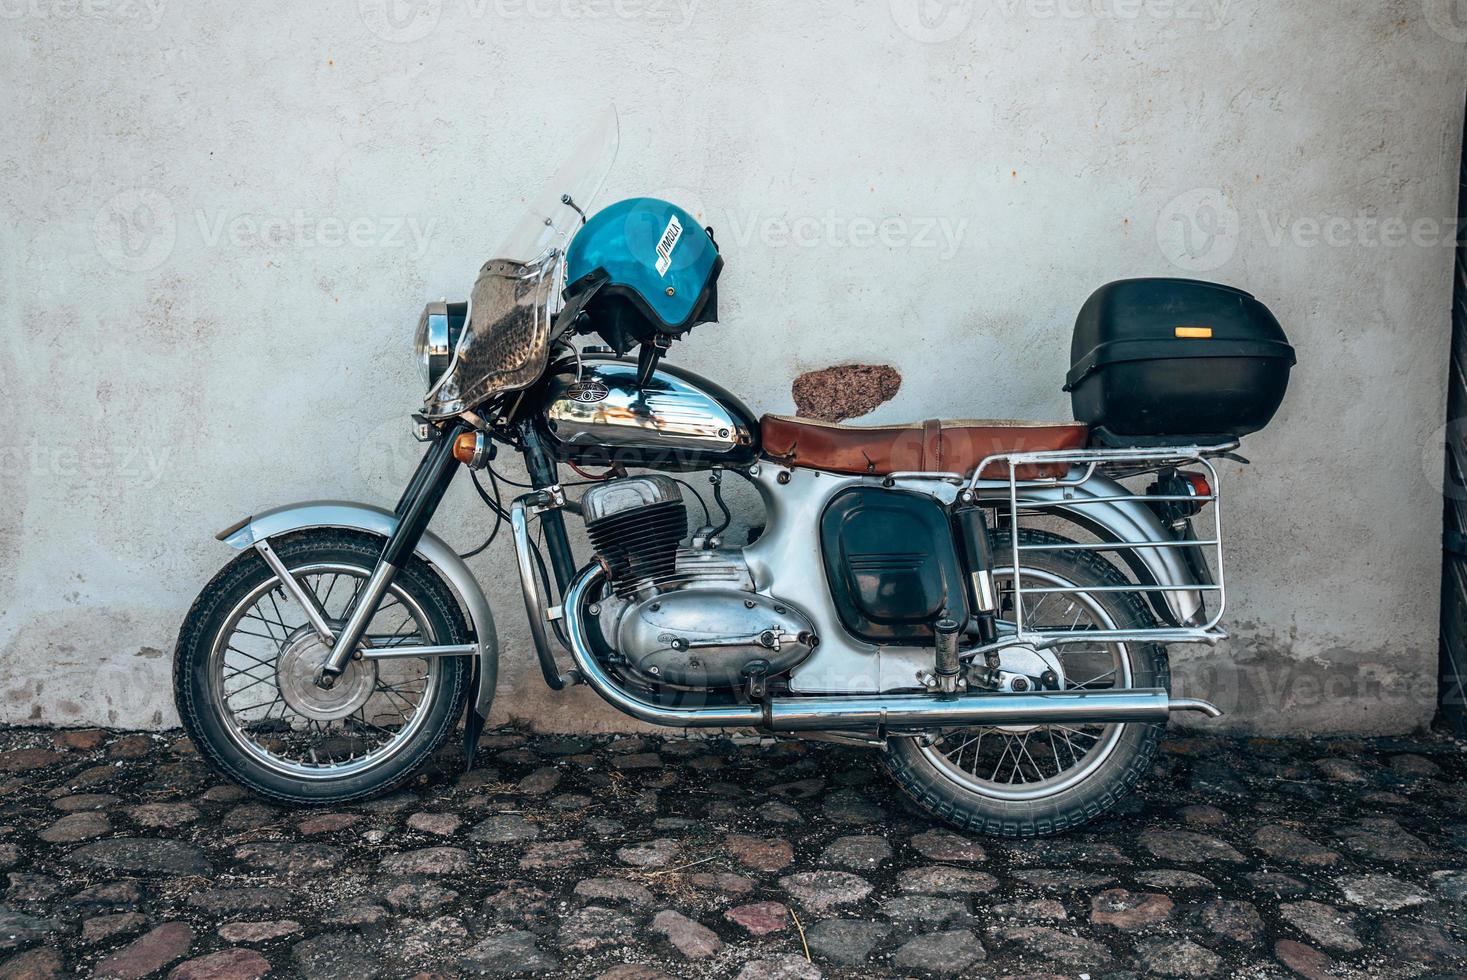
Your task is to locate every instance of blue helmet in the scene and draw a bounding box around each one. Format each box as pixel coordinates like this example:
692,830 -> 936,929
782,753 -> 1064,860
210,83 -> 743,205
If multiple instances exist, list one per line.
563,197 -> 722,354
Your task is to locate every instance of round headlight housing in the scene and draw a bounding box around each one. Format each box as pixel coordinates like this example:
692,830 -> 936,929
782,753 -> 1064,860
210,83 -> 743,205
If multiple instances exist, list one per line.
413,301 -> 462,389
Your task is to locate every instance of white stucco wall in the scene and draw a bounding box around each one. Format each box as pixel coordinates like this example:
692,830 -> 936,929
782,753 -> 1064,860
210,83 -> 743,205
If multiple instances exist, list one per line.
1,0 -> 1462,733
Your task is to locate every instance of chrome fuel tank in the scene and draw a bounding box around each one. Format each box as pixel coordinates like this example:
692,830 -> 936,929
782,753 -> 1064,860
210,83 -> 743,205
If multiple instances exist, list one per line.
533,357 -> 759,470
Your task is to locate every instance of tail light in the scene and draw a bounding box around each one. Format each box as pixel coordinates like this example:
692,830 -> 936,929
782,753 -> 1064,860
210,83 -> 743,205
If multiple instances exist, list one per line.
1146,469 -> 1213,524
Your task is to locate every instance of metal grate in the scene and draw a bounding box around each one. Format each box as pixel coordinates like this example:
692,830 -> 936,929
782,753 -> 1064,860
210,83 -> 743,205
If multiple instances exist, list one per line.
967,443 -> 1233,650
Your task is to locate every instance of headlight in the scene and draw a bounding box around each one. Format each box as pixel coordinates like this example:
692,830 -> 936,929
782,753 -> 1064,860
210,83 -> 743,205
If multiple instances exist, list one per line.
413,301 -> 460,389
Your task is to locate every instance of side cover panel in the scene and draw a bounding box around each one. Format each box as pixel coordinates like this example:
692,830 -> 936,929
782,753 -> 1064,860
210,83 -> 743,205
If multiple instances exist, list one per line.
820,487 -> 968,644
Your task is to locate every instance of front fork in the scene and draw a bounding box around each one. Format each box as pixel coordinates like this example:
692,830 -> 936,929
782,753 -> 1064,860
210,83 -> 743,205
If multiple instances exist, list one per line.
316,419 -> 471,684
317,418 -> 577,688
517,421 -> 579,593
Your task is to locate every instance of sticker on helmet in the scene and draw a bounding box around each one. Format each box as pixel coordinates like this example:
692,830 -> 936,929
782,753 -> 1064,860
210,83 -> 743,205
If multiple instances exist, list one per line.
655,214 -> 683,277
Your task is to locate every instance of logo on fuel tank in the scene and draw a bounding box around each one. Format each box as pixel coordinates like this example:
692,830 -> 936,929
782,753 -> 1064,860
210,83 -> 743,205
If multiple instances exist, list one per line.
566,380 -> 610,404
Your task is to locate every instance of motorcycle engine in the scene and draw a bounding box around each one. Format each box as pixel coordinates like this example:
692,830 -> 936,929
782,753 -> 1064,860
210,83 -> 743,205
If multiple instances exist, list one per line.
583,475 -> 688,597
582,476 -> 817,690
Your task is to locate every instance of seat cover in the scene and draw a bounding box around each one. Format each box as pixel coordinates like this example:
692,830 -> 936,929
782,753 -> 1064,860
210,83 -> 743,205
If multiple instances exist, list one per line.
759,415 -> 1089,479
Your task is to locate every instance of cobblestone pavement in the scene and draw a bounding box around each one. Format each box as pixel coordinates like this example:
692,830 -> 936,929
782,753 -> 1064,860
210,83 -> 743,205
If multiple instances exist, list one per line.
0,726 -> 1464,979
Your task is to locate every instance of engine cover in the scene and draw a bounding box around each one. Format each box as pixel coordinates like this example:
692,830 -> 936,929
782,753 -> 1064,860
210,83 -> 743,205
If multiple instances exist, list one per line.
616,589 -> 817,688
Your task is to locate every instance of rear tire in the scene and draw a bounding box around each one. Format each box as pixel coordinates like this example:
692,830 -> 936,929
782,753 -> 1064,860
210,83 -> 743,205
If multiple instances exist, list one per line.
884,528 -> 1169,837
174,530 -> 472,805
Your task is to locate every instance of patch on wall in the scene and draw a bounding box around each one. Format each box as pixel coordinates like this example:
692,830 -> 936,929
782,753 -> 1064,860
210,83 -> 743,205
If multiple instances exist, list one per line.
791,364 -> 902,422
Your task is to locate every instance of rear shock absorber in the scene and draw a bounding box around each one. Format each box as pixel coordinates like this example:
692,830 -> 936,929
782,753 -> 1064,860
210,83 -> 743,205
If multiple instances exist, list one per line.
952,503 -> 999,643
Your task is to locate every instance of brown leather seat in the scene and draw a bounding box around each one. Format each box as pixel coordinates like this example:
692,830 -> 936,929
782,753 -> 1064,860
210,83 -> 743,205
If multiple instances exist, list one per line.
759,415 -> 1089,479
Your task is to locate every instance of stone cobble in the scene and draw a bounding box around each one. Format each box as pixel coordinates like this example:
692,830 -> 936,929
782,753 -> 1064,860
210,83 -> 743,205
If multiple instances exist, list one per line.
0,726 -> 1462,977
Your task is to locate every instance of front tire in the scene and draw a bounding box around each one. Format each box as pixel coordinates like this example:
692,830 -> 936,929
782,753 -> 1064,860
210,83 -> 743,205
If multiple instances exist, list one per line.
174,530 -> 472,805
884,528 -> 1170,837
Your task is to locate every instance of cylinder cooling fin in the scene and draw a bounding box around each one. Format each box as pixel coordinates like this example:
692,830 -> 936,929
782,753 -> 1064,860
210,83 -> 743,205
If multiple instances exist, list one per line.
581,476 -> 688,597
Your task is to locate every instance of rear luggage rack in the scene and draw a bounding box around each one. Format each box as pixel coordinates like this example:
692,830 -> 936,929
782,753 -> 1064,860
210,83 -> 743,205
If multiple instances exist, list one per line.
965,442 -> 1235,649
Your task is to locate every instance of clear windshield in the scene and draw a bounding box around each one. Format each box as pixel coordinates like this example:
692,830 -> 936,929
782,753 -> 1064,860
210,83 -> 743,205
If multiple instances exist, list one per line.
496,108 -> 620,265
423,108 -> 619,418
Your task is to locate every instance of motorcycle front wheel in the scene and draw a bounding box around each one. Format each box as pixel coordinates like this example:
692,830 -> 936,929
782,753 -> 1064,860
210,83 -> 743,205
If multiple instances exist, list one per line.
884,527 -> 1170,838
174,529 -> 472,805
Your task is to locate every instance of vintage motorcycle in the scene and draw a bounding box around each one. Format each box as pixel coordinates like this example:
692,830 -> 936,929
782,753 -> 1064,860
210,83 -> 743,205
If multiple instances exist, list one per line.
175,114 -> 1295,836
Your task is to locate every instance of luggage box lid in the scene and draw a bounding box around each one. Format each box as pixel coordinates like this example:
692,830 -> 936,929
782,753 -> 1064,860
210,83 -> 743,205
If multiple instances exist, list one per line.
1065,278 -> 1296,391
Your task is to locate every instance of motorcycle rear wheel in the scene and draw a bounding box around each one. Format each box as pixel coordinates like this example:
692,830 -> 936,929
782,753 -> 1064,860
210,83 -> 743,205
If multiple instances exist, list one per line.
174,530 -> 472,805
884,527 -> 1170,837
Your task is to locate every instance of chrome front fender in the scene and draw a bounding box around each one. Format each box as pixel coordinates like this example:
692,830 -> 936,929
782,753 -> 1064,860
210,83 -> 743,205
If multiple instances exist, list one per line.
217,501 -> 498,719
978,473 -> 1207,627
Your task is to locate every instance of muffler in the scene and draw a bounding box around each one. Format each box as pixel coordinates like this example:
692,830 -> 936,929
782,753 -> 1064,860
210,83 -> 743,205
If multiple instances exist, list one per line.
763,689 -> 1219,731
562,567 -> 1221,731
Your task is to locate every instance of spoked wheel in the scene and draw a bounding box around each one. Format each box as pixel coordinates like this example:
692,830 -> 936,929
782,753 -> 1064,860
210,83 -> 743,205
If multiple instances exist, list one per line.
175,530 -> 471,804
885,527 -> 1169,837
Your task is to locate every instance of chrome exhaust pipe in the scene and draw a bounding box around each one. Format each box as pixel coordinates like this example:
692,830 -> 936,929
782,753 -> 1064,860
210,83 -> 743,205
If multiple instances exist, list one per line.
763,688 -> 1218,731
562,566 -> 1221,731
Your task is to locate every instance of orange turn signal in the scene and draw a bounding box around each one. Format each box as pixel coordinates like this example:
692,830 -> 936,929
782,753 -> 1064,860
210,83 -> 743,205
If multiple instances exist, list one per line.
452,432 -> 479,466
1174,326 -> 1213,339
